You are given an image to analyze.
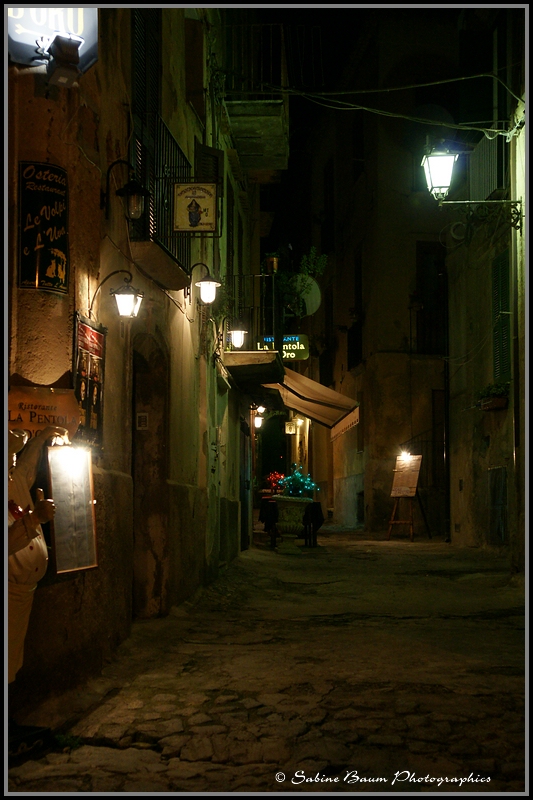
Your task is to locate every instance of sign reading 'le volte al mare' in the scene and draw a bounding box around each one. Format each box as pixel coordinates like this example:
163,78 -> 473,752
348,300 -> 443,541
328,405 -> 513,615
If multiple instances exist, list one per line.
256,335 -> 309,360
19,161 -> 69,294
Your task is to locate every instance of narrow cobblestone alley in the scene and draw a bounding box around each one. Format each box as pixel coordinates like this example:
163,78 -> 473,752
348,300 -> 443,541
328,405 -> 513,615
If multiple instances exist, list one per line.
7,527 -> 525,794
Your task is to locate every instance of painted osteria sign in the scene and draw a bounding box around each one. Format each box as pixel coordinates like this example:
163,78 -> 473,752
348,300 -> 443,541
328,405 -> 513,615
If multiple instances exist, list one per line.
256,335 -> 309,360
8,8 -> 98,72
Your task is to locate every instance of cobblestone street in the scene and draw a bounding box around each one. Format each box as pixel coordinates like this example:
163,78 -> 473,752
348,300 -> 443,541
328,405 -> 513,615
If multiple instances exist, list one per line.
7,528 -> 525,794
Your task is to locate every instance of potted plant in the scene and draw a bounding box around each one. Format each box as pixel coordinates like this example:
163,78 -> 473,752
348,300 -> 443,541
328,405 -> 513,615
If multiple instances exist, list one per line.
477,381 -> 510,411
273,464 -> 318,554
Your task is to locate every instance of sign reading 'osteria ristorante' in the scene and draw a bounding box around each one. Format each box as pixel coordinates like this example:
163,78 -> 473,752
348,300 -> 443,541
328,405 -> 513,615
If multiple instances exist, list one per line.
18,161 -> 69,294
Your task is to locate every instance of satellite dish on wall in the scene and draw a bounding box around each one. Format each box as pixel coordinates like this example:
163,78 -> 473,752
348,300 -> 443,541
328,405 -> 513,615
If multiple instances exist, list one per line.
293,276 -> 322,317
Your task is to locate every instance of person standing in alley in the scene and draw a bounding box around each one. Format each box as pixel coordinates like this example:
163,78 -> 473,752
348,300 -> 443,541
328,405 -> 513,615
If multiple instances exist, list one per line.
8,426 -> 68,687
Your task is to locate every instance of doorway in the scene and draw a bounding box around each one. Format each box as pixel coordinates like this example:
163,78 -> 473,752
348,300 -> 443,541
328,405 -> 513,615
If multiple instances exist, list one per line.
132,333 -> 170,618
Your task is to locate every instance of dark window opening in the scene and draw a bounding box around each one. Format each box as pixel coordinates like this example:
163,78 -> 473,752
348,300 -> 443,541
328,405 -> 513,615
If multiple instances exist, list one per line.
347,245 -> 363,370
415,242 -> 447,356
321,158 -> 335,254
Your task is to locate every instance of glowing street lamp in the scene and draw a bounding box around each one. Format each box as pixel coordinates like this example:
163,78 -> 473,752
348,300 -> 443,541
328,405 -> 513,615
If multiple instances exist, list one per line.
421,148 -> 458,201
192,263 -> 221,304
228,320 -> 248,349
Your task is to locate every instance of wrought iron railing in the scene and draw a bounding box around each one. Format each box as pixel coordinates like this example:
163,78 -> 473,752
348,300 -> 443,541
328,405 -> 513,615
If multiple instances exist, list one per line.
226,273 -> 280,349
130,113 -> 192,273
224,24 -> 287,100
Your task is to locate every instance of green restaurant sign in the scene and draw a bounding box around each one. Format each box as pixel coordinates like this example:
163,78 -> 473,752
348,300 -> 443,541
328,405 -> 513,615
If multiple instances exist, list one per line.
256,334 -> 309,360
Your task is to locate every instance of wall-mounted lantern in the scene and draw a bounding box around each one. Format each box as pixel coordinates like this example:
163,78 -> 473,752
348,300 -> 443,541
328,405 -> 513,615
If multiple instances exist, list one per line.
192,262 -> 221,304
103,160 -> 150,221
228,319 -> 248,349
89,270 -> 144,320
421,147 -> 458,201
422,139 -> 522,230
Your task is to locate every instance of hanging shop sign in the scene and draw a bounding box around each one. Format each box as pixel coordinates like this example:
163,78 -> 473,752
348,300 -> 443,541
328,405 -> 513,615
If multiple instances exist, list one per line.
73,314 -> 106,447
8,386 -> 80,441
8,7 -> 98,72
173,183 -> 218,233
18,161 -> 69,294
256,334 -> 309,360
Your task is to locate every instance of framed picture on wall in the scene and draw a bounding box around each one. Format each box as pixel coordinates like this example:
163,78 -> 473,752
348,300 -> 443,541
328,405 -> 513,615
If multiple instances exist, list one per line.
73,313 -> 107,447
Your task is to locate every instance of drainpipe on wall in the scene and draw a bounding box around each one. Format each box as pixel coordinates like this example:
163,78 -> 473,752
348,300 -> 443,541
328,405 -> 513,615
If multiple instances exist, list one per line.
443,270 -> 451,542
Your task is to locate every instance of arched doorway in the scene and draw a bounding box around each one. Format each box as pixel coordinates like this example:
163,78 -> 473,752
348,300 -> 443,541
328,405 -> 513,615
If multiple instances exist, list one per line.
132,333 -> 170,618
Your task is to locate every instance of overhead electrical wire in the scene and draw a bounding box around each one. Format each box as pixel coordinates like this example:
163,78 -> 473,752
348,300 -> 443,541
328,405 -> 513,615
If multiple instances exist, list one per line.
283,71 -> 523,104
226,70 -> 524,140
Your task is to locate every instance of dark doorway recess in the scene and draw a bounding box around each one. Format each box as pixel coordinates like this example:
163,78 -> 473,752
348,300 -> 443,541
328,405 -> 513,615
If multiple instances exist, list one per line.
132,333 -> 170,618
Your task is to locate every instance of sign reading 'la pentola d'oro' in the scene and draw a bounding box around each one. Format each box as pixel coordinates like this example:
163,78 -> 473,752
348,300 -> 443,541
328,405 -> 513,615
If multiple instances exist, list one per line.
8,386 -> 80,441
256,335 -> 309,360
18,161 -> 69,294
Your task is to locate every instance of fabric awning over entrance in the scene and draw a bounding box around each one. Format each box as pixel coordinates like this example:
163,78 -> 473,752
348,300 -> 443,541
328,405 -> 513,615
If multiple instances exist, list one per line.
263,367 -> 358,428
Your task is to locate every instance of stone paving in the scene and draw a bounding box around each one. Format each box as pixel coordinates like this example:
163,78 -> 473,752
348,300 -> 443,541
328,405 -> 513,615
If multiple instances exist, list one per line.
7,527 -> 526,794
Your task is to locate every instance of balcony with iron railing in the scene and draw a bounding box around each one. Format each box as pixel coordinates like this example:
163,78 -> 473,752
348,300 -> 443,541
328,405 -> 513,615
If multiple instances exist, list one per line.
222,272 -> 285,394
224,24 -> 289,173
129,113 -> 192,290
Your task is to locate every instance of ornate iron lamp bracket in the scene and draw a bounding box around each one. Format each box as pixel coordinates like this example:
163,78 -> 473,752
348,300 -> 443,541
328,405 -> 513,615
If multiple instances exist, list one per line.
440,200 -> 522,232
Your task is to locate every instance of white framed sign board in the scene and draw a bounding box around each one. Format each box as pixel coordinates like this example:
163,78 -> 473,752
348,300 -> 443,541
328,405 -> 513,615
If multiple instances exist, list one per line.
391,455 -> 422,498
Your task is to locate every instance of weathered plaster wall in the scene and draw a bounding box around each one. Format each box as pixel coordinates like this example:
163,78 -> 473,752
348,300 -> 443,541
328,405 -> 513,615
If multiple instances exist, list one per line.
447,225 -> 516,550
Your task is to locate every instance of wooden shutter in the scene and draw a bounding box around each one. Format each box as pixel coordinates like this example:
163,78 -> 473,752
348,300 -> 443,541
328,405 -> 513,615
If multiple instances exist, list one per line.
195,140 -> 224,196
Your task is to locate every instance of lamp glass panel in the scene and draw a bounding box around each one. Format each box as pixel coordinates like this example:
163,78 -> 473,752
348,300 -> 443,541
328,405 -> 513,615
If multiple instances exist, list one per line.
127,195 -> 144,220
423,153 -> 457,197
197,280 -> 218,304
230,329 -> 246,348
254,416 -> 263,429
114,292 -> 143,317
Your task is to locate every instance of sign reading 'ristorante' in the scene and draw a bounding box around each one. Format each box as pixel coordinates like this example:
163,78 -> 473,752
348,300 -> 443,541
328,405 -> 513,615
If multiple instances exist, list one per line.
256,335 -> 309,360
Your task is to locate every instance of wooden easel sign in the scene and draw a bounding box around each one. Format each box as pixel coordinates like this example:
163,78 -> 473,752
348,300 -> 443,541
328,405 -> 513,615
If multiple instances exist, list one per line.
388,454 -> 423,541
391,454 -> 422,497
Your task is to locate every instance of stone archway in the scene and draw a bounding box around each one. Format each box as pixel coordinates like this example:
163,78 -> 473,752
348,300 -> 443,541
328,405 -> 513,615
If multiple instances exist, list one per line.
132,333 -> 170,618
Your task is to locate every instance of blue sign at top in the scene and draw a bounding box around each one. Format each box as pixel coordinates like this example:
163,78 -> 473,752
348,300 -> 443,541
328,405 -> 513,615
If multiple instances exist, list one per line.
8,8 -> 98,73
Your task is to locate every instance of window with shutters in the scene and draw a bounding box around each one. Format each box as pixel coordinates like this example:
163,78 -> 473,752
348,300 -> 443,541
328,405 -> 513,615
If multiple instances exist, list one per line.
415,242 -> 447,356
130,10 -> 191,271
226,181 -> 235,290
195,140 -> 224,196
185,18 -> 205,125
492,250 -> 511,383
